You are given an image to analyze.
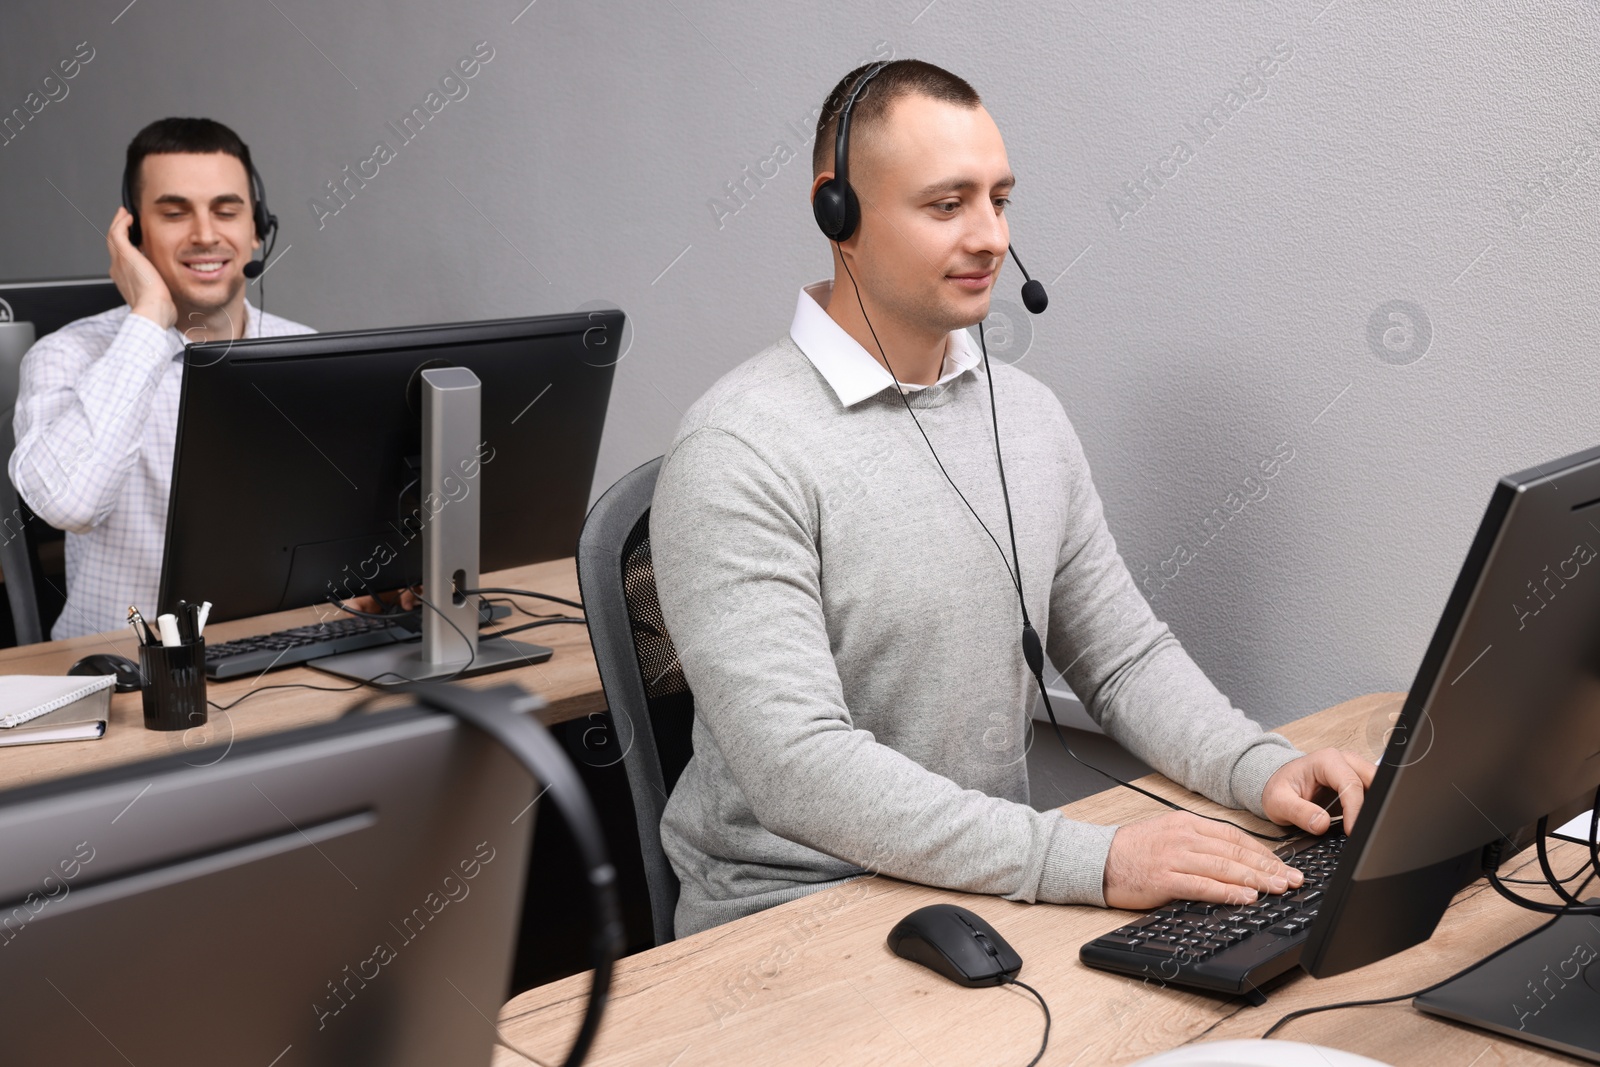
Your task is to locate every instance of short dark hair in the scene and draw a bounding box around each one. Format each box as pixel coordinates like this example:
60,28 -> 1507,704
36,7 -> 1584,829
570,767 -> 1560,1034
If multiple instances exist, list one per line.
124,117 -> 255,206
812,60 -> 981,178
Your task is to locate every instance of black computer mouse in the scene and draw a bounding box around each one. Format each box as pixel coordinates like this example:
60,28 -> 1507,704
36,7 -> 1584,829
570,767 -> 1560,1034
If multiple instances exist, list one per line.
887,904 -> 1023,987
68,653 -> 143,693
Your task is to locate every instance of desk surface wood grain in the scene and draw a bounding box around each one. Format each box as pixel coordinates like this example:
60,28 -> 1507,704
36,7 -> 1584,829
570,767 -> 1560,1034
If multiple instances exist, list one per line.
495,692 -> 1590,1066
0,558 -> 603,794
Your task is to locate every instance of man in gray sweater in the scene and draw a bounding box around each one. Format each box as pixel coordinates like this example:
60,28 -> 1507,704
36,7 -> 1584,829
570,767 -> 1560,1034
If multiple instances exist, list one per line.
650,59 -> 1375,939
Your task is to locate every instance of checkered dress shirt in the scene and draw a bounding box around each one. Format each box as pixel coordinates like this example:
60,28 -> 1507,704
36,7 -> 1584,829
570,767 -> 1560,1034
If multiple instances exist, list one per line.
9,301 -> 314,639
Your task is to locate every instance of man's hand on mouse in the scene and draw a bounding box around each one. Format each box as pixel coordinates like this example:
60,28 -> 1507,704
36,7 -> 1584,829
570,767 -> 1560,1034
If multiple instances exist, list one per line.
1103,812 -> 1302,910
1260,747 -> 1376,836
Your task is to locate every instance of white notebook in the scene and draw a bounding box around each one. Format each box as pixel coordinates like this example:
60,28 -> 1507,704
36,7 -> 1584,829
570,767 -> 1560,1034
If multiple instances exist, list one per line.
0,704 -> 108,747
0,674 -> 116,729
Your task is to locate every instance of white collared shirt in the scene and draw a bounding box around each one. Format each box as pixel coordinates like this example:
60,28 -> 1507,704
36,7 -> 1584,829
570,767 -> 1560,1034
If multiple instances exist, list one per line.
789,279 -> 983,407
9,301 -> 314,639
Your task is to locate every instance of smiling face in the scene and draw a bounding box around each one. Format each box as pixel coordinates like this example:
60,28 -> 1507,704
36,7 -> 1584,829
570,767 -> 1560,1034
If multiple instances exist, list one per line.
131,151 -> 260,315
837,93 -> 1013,336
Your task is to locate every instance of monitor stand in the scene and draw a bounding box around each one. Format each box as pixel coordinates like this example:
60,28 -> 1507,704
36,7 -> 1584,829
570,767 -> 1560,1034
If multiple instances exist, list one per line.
309,366 -> 552,685
1413,900 -> 1600,1062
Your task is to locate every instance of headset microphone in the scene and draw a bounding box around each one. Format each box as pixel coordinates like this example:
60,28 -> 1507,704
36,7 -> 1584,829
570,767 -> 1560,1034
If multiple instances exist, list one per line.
1007,243 -> 1048,315
241,221 -> 275,279
241,166 -> 278,280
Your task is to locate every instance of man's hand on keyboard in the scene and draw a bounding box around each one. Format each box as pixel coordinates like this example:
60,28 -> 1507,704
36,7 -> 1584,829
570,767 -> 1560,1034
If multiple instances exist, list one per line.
1102,812 -> 1305,910
1261,747 -> 1375,835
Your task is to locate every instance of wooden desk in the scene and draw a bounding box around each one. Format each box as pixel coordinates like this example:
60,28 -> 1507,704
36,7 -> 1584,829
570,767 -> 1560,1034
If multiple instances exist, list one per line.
0,558 -> 605,793
495,692 -> 1588,1066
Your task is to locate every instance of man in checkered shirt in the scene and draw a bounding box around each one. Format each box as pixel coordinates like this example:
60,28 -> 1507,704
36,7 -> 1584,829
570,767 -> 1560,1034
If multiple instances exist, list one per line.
9,118 -> 313,640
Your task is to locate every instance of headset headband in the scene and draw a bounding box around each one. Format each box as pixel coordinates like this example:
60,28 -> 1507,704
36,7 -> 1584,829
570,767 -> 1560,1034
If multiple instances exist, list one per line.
833,61 -> 890,200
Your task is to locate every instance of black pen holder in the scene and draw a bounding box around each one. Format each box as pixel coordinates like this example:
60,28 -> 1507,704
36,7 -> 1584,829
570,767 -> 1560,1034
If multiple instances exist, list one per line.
140,639 -> 208,731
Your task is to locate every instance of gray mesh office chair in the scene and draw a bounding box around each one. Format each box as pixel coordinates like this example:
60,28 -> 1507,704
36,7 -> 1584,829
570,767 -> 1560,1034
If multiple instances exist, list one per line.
0,322 -> 44,645
576,456 -> 695,946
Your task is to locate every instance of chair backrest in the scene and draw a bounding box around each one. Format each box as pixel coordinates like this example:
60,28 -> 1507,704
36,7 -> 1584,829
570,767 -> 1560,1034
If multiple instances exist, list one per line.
0,321 -> 44,645
576,455 -> 694,946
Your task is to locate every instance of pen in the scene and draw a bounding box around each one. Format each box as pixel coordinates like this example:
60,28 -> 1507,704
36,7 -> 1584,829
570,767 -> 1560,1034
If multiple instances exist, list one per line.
130,605 -> 158,646
196,601 -> 212,636
185,601 -> 201,643
127,606 -> 147,647
157,613 -> 181,648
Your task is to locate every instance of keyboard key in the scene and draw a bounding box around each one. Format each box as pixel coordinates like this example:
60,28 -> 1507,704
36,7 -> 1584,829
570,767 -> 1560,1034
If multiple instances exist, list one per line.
1139,942 -> 1182,957
1096,934 -> 1144,948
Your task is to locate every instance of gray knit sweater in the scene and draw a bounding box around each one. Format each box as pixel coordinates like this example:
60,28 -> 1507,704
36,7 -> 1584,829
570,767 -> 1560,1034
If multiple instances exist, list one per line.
650,334 -> 1301,938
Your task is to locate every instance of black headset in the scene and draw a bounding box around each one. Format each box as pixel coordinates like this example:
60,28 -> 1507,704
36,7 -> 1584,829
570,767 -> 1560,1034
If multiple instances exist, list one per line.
815,62 -> 1297,843
121,149 -> 278,280
812,61 -> 1047,313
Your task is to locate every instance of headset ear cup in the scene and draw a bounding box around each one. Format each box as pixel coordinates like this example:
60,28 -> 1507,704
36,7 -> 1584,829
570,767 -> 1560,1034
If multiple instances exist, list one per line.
121,171 -> 142,247
836,183 -> 859,243
812,179 -> 859,242
813,179 -> 847,239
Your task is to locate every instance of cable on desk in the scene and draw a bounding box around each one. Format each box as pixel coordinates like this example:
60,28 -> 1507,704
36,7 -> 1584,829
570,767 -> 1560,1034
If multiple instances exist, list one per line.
1262,868 -> 1600,1039
1534,813 -> 1589,905
457,584 -> 583,612
481,617 -> 586,641
1483,791 -> 1600,914
207,679 -> 366,712
1485,868 -> 1600,914
999,975 -> 1050,1067
1501,857 -> 1594,884
486,596 -> 568,620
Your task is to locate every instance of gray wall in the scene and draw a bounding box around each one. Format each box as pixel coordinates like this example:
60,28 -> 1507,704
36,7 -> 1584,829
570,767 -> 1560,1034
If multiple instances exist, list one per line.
2,1 -> 1596,729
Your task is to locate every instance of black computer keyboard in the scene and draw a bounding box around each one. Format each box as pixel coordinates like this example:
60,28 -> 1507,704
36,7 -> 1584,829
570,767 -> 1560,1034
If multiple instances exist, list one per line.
1079,832 -> 1346,1000
203,602 -> 517,680
203,615 -> 406,679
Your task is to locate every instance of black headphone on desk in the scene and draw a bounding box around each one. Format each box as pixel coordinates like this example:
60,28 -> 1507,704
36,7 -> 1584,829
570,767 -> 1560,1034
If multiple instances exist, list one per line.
368,681 -> 622,1067
121,150 -> 279,279
814,62 -> 1297,843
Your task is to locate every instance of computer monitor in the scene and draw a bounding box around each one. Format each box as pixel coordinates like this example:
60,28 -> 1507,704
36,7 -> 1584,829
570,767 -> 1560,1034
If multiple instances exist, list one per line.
0,275 -> 123,337
158,313 -> 619,624
0,698 -> 537,1066
1299,442 -> 1600,1052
